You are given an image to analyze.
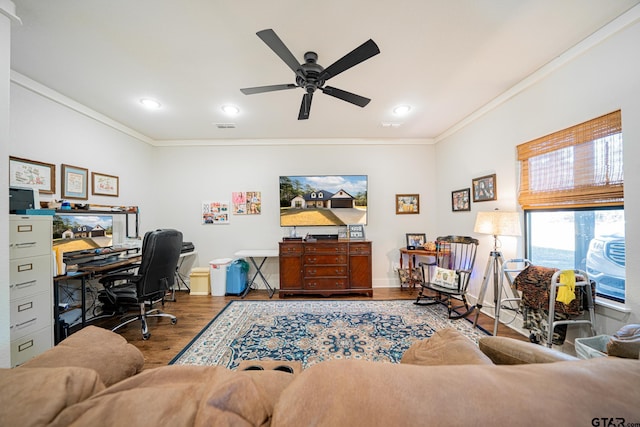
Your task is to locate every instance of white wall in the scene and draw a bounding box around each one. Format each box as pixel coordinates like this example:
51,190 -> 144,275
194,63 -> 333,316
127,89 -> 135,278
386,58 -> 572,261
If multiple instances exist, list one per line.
435,16 -> 640,341
9,83 -> 156,225
152,142 -> 438,287
7,81 -> 442,287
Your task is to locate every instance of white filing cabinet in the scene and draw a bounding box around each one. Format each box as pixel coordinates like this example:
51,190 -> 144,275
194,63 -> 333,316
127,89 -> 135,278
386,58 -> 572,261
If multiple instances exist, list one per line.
9,215 -> 53,367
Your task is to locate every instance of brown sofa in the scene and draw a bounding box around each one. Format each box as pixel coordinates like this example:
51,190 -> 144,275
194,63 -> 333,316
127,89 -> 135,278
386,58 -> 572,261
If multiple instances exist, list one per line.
1,326 -> 639,426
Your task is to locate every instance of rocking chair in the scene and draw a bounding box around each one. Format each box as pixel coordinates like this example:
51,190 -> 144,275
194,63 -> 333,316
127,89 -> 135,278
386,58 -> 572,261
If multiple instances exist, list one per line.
414,235 -> 479,319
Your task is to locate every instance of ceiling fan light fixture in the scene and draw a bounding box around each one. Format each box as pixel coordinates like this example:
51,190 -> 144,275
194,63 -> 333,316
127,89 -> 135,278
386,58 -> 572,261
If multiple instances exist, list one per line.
392,105 -> 411,115
222,104 -> 240,115
139,98 -> 161,109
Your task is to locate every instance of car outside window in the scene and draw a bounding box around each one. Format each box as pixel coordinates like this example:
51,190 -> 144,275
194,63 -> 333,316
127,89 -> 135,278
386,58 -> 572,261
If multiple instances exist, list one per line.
525,208 -> 625,302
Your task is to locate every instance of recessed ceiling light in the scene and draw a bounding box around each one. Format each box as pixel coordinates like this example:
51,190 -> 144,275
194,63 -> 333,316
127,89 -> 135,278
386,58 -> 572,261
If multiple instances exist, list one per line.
392,105 -> 411,115
221,105 -> 240,115
139,98 -> 161,109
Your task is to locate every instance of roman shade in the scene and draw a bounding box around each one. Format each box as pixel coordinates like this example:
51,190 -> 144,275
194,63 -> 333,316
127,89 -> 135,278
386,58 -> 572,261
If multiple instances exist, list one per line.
517,110 -> 623,210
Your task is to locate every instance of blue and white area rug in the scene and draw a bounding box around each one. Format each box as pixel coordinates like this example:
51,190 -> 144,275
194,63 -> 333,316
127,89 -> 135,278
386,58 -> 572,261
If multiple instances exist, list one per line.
170,300 -> 489,369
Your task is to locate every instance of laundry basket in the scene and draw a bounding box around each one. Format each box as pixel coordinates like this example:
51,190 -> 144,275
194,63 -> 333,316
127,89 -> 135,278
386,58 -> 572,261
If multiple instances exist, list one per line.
574,335 -> 611,359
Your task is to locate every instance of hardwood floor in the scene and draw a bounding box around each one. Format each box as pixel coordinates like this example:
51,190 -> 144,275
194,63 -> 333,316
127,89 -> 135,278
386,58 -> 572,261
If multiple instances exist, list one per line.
90,287 -> 527,370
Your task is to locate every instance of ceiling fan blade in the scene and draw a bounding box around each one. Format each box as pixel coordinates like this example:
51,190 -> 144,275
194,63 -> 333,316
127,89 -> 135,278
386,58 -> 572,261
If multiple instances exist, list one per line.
320,86 -> 371,107
318,39 -> 380,82
240,84 -> 297,95
256,29 -> 301,74
298,93 -> 313,120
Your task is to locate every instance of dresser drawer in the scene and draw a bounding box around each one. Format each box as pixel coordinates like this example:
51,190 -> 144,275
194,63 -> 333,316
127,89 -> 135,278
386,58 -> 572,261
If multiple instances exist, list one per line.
10,292 -> 52,341
11,326 -> 53,367
10,216 -> 52,259
304,265 -> 348,277
10,254 -> 52,300
303,254 -> 348,265
349,242 -> 371,255
304,243 -> 347,254
304,278 -> 348,290
279,243 -> 303,256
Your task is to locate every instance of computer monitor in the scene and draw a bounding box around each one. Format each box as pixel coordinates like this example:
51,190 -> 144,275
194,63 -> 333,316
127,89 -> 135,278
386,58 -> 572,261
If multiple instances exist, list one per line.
53,214 -> 114,255
9,186 -> 40,213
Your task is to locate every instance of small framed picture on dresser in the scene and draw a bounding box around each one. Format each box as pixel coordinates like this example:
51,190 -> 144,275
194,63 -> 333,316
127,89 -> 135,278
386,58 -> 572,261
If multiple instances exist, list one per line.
348,224 -> 366,240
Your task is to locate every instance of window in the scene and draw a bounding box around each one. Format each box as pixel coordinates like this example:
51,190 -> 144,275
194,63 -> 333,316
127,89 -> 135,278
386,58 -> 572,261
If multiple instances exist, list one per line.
518,111 -> 625,302
525,208 -> 625,302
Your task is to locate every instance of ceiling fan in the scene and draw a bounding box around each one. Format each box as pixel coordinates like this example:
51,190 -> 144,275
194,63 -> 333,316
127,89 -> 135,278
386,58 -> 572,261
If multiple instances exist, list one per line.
240,29 -> 380,120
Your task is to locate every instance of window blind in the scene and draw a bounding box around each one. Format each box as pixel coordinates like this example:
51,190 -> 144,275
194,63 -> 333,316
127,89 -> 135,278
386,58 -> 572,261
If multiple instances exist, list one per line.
517,110 -> 623,210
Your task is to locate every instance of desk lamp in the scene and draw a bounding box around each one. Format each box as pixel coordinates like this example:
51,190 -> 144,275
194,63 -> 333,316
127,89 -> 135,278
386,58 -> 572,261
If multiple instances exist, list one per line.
472,209 -> 521,329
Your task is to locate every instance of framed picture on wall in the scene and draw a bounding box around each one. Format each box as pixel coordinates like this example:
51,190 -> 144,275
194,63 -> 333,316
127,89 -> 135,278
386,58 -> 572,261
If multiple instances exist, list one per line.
472,174 -> 497,202
61,164 -> 89,200
9,156 -> 55,194
92,172 -> 119,197
451,188 -> 471,212
202,201 -> 230,224
396,194 -> 420,214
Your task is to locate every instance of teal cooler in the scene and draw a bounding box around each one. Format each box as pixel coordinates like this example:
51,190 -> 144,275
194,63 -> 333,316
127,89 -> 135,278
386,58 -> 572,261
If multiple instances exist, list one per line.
226,258 -> 249,295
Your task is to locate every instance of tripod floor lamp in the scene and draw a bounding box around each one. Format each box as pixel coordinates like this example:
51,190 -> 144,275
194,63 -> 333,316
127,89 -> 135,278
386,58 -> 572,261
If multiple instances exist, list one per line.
471,210 -> 522,330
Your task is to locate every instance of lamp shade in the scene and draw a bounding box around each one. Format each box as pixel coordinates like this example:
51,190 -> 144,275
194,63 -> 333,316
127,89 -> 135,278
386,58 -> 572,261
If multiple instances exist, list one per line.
474,211 -> 521,237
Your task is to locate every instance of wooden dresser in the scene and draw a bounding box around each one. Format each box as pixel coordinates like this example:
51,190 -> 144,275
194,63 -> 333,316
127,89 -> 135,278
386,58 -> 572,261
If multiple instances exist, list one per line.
279,240 -> 372,297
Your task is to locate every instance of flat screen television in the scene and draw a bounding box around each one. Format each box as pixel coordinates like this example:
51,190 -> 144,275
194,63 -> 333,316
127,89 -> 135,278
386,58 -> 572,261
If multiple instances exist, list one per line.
279,175 -> 368,227
53,214 -> 114,254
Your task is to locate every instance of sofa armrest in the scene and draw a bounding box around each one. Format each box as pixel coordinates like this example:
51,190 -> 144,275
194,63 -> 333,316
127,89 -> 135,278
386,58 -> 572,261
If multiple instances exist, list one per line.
19,326 -> 144,386
401,328 -> 494,366
478,336 -> 579,365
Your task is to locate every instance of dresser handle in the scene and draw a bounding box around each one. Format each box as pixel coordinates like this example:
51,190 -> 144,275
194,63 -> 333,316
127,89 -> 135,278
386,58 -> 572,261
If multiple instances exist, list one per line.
14,280 -> 37,289
16,318 -> 37,329
15,242 -> 37,248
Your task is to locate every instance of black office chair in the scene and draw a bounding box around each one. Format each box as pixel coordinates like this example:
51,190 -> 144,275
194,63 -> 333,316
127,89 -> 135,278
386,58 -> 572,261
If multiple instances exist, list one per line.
98,229 -> 183,340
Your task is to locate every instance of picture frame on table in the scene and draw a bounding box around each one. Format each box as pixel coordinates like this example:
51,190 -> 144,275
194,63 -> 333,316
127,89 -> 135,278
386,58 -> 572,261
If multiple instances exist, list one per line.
451,188 -> 471,212
405,233 -> 426,249
61,164 -> 89,200
472,174 -> 497,202
396,194 -> 420,214
92,172 -> 119,197
9,156 -> 55,194
348,224 -> 366,240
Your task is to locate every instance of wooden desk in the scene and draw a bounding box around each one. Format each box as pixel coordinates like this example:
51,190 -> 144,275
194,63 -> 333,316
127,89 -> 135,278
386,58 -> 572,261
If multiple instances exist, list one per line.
398,248 -> 438,290
53,255 -> 141,343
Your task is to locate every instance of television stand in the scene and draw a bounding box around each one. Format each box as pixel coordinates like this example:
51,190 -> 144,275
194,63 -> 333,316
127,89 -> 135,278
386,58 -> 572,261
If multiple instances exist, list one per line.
279,239 -> 372,297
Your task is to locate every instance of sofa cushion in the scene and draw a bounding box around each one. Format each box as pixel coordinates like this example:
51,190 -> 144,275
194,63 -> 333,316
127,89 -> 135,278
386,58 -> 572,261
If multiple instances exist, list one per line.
19,326 -> 144,386
401,327 -> 493,365
51,365 -> 295,427
607,324 -> 640,359
0,367 -> 104,427
271,358 -> 640,427
479,336 -> 579,364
